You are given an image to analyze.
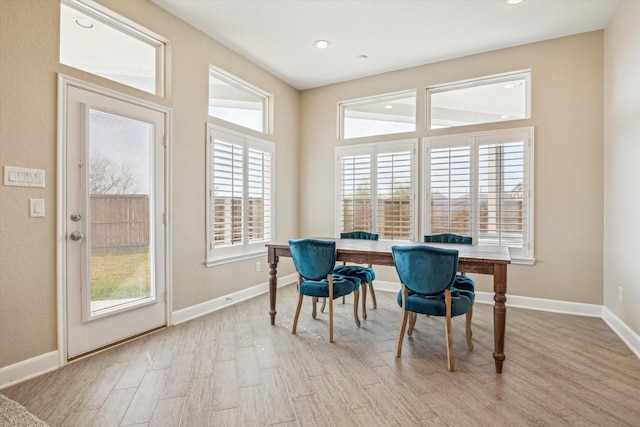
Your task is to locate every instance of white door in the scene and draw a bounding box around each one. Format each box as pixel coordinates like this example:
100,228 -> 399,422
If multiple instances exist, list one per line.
62,79 -> 168,359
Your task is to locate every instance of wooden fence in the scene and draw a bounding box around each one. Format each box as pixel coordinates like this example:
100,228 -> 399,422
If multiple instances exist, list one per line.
90,195 -> 149,248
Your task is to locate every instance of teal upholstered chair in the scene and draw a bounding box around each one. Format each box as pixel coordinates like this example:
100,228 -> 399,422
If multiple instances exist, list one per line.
392,245 -> 475,371
331,231 -> 378,319
289,238 -> 361,343
424,233 -> 475,295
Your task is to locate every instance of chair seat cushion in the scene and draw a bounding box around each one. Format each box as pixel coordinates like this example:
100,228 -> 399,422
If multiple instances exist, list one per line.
299,275 -> 361,299
397,289 -> 473,317
333,265 -> 375,283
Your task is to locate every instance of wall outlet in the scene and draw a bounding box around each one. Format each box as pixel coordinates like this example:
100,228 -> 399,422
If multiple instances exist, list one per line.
256,261 -> 261,272
618,286 -> 623,302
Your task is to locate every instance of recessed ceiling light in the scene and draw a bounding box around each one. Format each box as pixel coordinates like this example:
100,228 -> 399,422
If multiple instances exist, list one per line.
501,114 -> 510,119
74,17 -> 95,29
505,0 -> 525,5
313,40 -> 331,49
384,105 -> 393,110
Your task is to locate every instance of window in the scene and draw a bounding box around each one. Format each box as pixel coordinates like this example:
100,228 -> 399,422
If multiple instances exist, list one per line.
340,90 -> 416,139
336,140 -> 417,241
427,71 -> 530,129
60,0 -> 165,95
209,68 -> 272,133
424,128 -> 534,262
206,126 -> 274,264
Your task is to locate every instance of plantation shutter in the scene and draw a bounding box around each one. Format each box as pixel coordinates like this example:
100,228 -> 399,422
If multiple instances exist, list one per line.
339,152 -> 372,233
477,134 -> 527,249
211,136 -> 244,248
247,145 -> 272,245
376,150 -> 413,240
428,141 -> 472,236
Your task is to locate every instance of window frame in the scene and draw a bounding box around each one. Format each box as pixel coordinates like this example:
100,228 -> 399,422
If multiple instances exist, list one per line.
205,125 -> 275,266
60,0 -> 166,96
338,90 -> 417,140
422,127 -> 534,263
335,139 -> 418,242
426,70 -> 531,130
208,67 -> 273,134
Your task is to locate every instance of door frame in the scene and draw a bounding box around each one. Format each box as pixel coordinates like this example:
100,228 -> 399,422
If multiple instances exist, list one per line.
56,74 -> 173,364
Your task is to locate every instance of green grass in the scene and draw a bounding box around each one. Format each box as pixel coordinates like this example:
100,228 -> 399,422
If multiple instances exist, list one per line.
90,246 -> 151,301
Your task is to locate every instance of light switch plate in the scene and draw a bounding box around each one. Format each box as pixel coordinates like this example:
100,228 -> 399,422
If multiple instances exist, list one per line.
4,166 -> 45,188
30,199 -> 45,218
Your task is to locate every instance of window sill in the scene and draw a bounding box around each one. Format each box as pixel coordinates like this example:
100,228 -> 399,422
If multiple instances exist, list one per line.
510,257 -> 535,266
205,250 -> 267,268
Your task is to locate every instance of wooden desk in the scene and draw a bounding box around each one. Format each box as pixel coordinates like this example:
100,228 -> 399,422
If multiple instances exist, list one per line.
266,238 -> 511,373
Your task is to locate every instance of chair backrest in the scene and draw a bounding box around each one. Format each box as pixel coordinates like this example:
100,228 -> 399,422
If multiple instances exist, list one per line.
423,233 -> 472,244
289,239 -> 337,280
340,231 -> 379,240
392,245 -> 459,296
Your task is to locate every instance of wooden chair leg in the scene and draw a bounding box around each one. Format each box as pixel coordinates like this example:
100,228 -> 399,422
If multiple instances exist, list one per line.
407,312 -> 417,336
342,296 -> 345,304
351,289 -> 361,328
328,275 -> 334,343
466,307 -> 474,351
320,297 -> 326,313
396,309 -> 409,357
444,290 -> 455,372
361,282 -> 368,320
292,293 -> 304,334
312,297 -> 317,319
369,281 -> 377,309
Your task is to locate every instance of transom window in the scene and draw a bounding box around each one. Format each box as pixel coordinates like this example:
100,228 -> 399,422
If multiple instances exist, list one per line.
424,127 -> 534,262
427,71 -> 530,129
206,126 -> 274,264
339,90 -> 416,139
336,140 -> 417,241
209,68 -> 272,134
60,0 -> 165,95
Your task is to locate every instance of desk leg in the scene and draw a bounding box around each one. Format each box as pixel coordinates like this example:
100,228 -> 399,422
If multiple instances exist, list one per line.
493,264 -> 507,373
268,259 -> 278,325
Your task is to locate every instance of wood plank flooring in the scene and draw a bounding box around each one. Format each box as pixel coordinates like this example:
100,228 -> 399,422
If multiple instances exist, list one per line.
4,284 -> 640,426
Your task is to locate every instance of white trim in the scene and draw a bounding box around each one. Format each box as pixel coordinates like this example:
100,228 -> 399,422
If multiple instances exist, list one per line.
603,307 -> 640,359
205,250 -> 267,267
0,351 -> 60,390
171,273 -> 297,325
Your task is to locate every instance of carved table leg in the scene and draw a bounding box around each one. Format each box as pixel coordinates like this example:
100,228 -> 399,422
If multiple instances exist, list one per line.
493,264 -> 507,373
269,259 -> 278,325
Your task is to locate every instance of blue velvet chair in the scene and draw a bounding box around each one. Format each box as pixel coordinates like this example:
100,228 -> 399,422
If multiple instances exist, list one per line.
424,233 -> 475,296
331,231 -> 378,319
392,245 -> 474,371
289,238 -> 361,343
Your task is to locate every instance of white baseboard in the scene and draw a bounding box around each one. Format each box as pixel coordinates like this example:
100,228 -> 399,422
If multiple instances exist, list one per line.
0,351 -> 59,390
171,273 -> 297,325
2,278 -> 636,388
602,307 -> 640,359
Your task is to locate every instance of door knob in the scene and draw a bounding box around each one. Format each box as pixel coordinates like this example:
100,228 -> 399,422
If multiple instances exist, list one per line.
70,231 -> 84,241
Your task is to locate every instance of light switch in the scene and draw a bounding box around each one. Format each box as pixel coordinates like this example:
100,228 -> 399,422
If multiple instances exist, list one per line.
30,199 -> 45,218
4,166 -> 45,187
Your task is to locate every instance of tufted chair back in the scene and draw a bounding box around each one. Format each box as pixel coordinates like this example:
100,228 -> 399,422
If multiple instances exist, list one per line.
289,238 -> 337,280
423,233 -> 472,244
340,231 -> 379,240
392,245 -> 459,296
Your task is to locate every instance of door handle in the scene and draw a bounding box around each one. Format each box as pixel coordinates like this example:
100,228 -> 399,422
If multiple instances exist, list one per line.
70,231 -> 84,241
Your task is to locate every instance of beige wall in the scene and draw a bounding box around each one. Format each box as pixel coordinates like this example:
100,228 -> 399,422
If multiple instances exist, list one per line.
604,1 -> 640,334
299,32 -> 605,303
0,0 -> 299,368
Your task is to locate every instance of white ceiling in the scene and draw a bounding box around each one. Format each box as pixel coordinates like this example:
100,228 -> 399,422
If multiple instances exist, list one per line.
150,0 -> 619,90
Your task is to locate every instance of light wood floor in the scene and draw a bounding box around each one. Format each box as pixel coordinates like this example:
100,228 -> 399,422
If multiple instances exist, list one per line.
4,284 -> 640,426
